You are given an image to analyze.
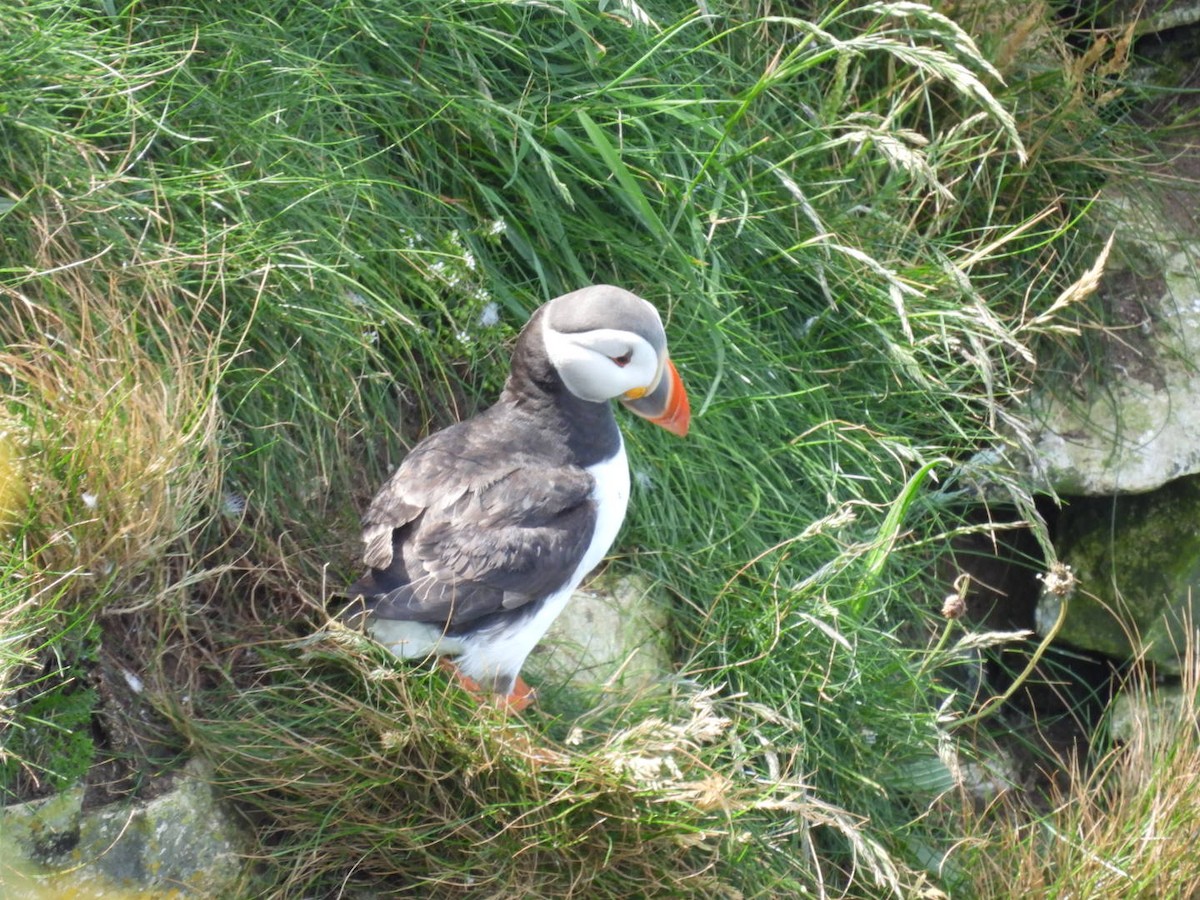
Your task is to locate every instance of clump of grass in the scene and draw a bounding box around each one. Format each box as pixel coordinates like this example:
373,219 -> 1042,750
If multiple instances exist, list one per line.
952,637 -> 1200,896
0,429 -> 24,531
169,627 -> 924,898
0,229 -> 223,590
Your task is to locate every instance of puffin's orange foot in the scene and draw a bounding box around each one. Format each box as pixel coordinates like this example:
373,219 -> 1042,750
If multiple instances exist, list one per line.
438,659 -> 535,712
503,676 -> 536,712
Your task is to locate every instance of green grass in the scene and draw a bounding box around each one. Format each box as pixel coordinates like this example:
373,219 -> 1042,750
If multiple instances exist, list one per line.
0,0 -> 1164,895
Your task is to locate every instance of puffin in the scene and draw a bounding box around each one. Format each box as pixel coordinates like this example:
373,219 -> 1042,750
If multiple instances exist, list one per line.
343,285 -> 690,709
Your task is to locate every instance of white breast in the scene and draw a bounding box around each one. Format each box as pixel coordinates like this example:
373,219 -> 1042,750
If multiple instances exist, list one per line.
572,439 -> 631,583
455,438 -> 630,690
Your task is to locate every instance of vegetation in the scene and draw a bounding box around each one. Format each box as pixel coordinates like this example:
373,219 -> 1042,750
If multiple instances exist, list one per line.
956,639 -> 1200,897
0,0 -> 1178,896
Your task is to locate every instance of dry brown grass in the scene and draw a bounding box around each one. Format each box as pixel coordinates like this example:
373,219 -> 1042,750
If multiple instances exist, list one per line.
950,639 -> 1200,897
0,215 -> 225,597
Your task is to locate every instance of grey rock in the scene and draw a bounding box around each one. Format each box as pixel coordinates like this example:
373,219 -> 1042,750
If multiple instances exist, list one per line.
1023,181 -> 1200,496
1,758 -> 250,896
1098,0 -> 1200,35
526,573 -> 674,691
1108,683 -> 1196,747
1036,476 -> 1200,671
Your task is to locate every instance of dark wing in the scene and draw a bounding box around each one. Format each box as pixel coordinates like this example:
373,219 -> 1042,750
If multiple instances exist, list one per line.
347,427 -> 596,628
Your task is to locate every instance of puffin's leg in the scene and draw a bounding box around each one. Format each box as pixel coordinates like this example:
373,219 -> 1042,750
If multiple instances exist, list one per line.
504,675 -> 535,712
437,658 -> 535,711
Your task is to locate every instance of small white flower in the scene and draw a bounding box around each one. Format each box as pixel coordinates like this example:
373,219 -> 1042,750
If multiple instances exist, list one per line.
81,491 -> 98,509
487,219 -> 507,236
478,302 -> 500,327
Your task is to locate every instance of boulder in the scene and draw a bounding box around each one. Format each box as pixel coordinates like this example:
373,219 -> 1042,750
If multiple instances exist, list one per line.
525,573 -> 674,692
1096,0 -> 1200,36
1107,682 -> 1197,747
1023,178 -> 1200,495
1036,475 -> 1200,671
0,758 -> 251,897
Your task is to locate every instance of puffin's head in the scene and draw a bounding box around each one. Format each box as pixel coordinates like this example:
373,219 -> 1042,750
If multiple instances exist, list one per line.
541,285 -> 690,437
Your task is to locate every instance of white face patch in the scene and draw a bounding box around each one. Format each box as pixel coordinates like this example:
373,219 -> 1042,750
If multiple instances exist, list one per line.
542,317 -> 660,403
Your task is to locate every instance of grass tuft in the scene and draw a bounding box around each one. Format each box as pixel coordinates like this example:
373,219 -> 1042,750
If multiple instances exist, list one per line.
953,635 -> 1200,896
169,635 -> 927,897
1,233 -> 223,590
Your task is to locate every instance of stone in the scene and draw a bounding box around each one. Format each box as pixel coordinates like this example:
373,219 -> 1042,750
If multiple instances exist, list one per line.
1022,179 -> 1200,495
1035,476 -> 1200,671
1107,683 -> 1197,747
958,750 -> 1019,806
1096,0 -> 1200,36
0,758 -> 251,897
525,573 -> 674,691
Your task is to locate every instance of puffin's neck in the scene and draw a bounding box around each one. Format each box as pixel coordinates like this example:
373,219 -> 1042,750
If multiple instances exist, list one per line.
501,306 -> 622,466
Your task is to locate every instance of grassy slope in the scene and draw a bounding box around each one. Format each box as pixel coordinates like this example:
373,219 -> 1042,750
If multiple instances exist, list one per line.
0,0 -> 1147,896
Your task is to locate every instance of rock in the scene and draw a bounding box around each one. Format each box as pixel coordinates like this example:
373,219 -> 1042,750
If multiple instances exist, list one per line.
1036,476 -> 1200,671
958,750 -> 1019,806
1097,0 -> 1200,36
1,758 -> 251,897
1023,178 -> 1200,495
525,573 -> 674,691
1107,682 -> 1196,747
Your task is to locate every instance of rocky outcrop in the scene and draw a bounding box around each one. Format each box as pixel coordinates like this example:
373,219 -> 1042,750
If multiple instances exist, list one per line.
1023,180 -> 1200,496
1,758 -> 251,897
1036,476 -> 1200,673
1019,40 -> 1200,666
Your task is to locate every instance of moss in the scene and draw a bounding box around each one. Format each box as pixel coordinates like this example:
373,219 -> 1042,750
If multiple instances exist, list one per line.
1053,475 -> 1200,669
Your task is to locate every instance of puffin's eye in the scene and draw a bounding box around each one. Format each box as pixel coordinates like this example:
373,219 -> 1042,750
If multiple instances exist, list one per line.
610,350 -> 633,368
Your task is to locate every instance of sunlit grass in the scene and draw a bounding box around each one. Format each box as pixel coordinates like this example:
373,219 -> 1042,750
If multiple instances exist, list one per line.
0,0 -> 1164,895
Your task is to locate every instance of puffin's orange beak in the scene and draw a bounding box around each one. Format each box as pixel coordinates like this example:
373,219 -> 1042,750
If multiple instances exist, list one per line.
620,357 -> 690,437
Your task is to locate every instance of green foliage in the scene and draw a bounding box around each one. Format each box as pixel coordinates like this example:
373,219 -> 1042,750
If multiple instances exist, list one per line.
0,0 -> 1157,895
1,612 -> 99,801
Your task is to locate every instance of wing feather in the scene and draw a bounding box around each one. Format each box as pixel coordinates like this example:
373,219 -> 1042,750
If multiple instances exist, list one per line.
348,423 -> 597,629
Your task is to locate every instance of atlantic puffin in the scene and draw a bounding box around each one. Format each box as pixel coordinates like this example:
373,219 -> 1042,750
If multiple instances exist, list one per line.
343,285 -> 689,709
